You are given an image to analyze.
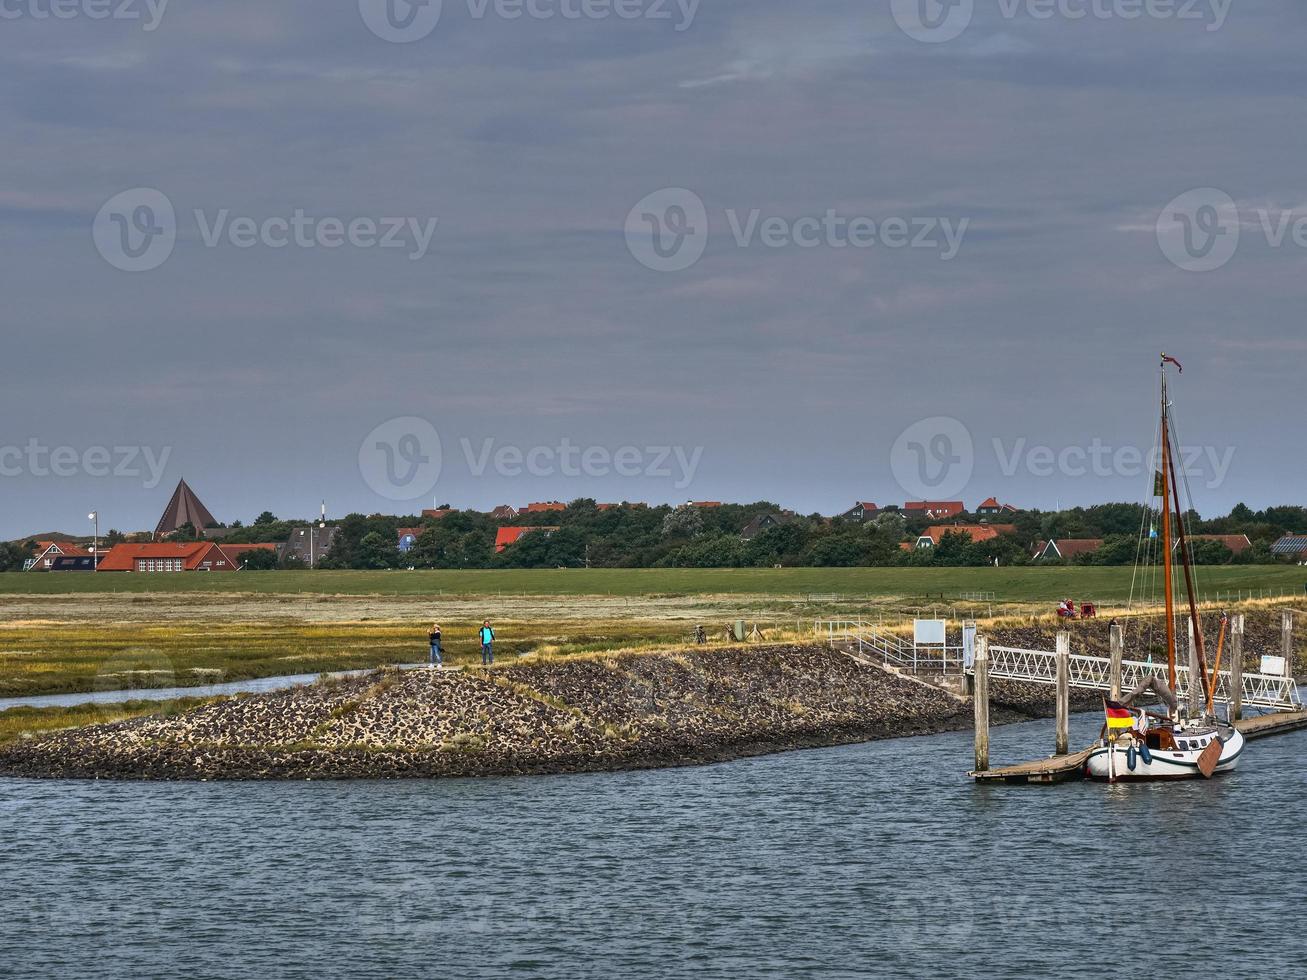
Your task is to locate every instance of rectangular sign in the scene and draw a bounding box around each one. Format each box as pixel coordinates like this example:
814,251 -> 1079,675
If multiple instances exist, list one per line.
914,619 -> 947,646
1261,655 -> 1287,677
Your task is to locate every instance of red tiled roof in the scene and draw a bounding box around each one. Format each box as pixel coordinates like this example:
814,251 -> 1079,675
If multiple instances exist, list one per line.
1181,534 -> 1253,555
521,502 -> 566,513
421,509 -> 452,520
35,540 -> 90,557
97,541 -> 236,572
689,501 -> 722,508
495,526 -> 560,553
904,501 -> 965,517
220,543 -> 278,558
1042,539 -> 1104,559
918,524 -> 1015,546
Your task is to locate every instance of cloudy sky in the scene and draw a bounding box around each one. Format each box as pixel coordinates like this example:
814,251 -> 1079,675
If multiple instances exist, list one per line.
3,0 -> 1306,538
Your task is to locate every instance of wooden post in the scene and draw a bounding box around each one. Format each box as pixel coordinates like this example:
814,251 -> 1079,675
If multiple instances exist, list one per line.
974,636 -> 990,773
1282,610 -> 1294,679
1230,614 -> 1244,722
1055,632 -> 1070,756
1109,623 -> 1124,701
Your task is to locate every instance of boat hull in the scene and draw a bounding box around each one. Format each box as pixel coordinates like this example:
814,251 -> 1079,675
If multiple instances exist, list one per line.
1084,728 -> 1243,781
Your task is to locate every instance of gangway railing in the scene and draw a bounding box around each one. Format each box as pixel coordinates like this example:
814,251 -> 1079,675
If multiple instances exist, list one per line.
985,645 -> 1301,712
823,621 -> 964,674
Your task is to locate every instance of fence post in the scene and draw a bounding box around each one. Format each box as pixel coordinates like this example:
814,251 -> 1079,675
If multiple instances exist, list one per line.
1230,614 -> 1244,722
1055,632 -> 1070,756
974,637 -> 990,773
1109,623 -> 1124,701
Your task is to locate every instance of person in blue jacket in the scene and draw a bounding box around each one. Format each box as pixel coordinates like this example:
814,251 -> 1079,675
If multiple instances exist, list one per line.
479,620 -> 495,665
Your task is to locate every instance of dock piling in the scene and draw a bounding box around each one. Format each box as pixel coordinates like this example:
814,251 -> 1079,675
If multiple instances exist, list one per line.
1230,613 -> 1244,722
1283,610 -> 1294,678
974,636 -> 990,773
1055,632 -> 1070,756
1109,624 -> 1123,701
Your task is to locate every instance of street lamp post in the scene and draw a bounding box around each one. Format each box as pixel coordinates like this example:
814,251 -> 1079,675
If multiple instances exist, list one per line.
87,511 -> 98,572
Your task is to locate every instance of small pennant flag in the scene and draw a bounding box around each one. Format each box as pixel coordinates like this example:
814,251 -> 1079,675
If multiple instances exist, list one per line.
1149,523 -> 1159,540
1104,699 -> 1134,730
1162,354 -> 1184,374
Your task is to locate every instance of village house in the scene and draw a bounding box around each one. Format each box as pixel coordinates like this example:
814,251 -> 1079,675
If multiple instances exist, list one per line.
1271,534 -> 1307,562
1180,534 -> 1253,556
840,502 -> 881,522
520,502 -> 567,515
397,527 -> 422,553
283,526 -> 340,567
740,511 -> 796,541
1033,539 -> 1104,561
903,501 -> 965,520
421,509 -> 453,521
96,541 -> 238,573
490,505 -> 519,522
975,497 -> 1019,517
495,526 -> 560,553
913,524 -> 1016,549
23,539 -> 91,571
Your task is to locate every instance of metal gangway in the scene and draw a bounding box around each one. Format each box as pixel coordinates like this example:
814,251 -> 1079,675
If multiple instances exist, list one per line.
824,620 -> 967,675
986,644 -> 1302,712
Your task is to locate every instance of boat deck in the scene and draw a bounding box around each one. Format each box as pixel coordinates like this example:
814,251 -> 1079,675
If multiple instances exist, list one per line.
970,709 -> 1307,782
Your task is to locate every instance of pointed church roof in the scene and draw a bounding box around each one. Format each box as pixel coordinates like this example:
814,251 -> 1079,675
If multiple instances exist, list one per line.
155,479 -> 218,536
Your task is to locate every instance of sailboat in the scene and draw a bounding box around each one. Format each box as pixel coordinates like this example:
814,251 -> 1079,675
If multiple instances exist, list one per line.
1084,355 -> 1245,781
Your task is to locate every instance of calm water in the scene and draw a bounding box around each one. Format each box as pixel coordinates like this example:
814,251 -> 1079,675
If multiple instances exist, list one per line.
2,712 -> 1304,979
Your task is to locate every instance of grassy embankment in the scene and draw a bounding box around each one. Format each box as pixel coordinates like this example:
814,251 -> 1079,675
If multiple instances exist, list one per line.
2,566 -> 1304,599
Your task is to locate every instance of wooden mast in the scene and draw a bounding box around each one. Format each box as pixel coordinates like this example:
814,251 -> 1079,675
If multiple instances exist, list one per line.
1166,420 -> 1212,711
1160,364 -> 1177,695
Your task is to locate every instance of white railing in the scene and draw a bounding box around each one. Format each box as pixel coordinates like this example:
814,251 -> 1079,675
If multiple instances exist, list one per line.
823,621 -> 965,674
986,645 -> 1302,712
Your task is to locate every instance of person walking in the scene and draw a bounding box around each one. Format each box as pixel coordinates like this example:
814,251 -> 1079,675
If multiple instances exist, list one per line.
428,623 -> 443,668
479,620 -> 495,665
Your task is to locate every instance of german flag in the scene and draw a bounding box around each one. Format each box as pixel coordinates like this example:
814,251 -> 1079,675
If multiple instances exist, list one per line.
1104,699 -> 1134,729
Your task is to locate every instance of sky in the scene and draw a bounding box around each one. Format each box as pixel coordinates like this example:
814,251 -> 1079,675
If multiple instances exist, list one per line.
3,0 -> 1307,539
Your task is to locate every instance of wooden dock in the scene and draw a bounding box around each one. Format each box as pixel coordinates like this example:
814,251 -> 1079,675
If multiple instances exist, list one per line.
1235,710 -> 1307,740
970,747 -> 1093,784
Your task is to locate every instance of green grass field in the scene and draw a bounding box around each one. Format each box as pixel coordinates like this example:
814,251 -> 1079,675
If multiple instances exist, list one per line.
1,566 -> 1304,602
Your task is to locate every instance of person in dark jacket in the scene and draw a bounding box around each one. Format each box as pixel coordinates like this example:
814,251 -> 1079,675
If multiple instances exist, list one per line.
479,620 -> 494,665
429,623 -> 443,668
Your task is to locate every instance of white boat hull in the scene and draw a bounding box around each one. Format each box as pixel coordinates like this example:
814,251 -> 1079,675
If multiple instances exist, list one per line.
1085,728 -> 1244,781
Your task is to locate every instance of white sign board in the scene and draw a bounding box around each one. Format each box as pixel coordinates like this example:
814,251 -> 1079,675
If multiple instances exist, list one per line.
914,619 -> 947,646
1261,655 -> 1288,677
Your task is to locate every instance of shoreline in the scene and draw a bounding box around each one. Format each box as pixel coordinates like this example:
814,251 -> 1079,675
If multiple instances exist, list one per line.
0,644 -> 1072,782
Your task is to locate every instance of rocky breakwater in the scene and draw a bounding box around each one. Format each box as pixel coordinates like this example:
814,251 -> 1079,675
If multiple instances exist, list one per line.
0,645 -> 977,781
